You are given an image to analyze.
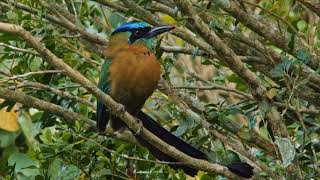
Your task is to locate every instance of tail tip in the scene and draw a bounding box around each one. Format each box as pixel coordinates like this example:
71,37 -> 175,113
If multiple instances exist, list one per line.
227,162 -> 254,178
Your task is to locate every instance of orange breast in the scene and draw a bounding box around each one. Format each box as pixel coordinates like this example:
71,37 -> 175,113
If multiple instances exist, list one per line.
105,35 -> 161,113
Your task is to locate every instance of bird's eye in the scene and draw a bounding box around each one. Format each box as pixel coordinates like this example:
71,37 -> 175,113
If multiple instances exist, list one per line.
134,30 -> 142,36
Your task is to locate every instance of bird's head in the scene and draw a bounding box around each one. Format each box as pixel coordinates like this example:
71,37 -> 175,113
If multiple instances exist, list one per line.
111,21 -> 174,45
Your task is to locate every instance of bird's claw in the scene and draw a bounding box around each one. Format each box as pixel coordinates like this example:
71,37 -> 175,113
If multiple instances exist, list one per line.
115,104 -> 126,115
134,118 -> 143,135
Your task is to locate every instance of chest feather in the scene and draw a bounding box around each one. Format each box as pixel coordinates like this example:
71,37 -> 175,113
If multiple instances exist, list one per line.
106,43 -> 161,111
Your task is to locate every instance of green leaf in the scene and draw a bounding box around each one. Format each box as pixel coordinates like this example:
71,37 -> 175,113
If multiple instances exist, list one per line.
266,88 -> 279,99
297,20 -> 307,32
8,152 -> 41,178
296,49 -> 310,64
0,130 -> 19,148
201,58 -> 214,65
281,57 -> 292,72
227,107 -> 243,115
60,164 -> 81,180
6,10 -> 18,21
288,33 -> 296,54
198,171 -> 213,180
248,115 -> 256,129
270,56 -> 292,78
48,159 -> 80,180
275,137 -> 296,167
227,74 -> 247,91
226,150 -> 241,163
0,145 -> 18,171
39,127 -> 54,144
213,0 -> 230,8
48,159 -> 63,180
111,144 -> 126,162
175,116 -> 194,137
18,113 -> 40,150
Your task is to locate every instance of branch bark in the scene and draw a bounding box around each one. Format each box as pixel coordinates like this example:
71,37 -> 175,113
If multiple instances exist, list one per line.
0,87 -> 94,128
297,0 -> 320,17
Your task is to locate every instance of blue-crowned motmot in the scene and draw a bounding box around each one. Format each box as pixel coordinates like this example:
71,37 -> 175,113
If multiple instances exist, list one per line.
96,21 -> 253,178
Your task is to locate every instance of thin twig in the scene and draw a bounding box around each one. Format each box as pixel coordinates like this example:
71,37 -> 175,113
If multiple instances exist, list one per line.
0,42 -> 38,55
0,70 -> 64,83
241,0 -> 300,35
173,85 -> 254,100
19,80 -> 96,110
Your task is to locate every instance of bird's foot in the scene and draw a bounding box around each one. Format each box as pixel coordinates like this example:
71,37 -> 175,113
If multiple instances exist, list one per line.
117,126 -> 127,134
133,118 -> 143,135
115,104 -> 126,116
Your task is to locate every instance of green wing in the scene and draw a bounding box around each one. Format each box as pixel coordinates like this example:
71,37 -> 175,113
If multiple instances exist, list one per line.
96,60 -> 112,131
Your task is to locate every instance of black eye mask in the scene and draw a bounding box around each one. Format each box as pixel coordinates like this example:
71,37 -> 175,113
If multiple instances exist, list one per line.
129,26 -> 152,44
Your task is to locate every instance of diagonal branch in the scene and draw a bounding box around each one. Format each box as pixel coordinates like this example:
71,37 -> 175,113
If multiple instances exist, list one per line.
18,80 -> 96,110
0,87 -> 94,128
297,0 -> 320,17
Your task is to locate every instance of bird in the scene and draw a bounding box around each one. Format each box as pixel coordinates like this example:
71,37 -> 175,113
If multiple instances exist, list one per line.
96,21 -> 254,178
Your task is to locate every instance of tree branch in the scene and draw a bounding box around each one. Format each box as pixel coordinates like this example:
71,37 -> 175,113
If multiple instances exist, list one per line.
0,87 -> 94,128
297,0 -> 320,17
0,42 -> 38,55
18,80 -> 96,110
173,85 -> 254,100
0,70 -> 64,83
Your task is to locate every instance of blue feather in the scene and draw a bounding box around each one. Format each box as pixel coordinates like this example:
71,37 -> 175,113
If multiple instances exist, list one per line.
112,21 -> 148,35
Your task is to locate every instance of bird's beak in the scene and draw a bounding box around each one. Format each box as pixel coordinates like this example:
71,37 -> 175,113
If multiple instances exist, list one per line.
145,25 -> 175,38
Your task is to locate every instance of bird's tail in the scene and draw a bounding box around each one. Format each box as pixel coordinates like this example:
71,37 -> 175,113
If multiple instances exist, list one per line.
227,162 -> 254,178
133,111 -> 206,176
133,111 -> 254,178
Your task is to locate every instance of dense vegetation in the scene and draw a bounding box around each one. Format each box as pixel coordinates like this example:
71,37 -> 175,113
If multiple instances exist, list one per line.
0,0 -> 319,179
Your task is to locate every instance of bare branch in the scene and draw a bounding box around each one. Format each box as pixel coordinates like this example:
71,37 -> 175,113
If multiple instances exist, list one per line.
0,86 -> 94,128
18,80 -> 96,110
0,70 -> 64,83
297,0 -> 320,17
0,42 -> 38,55
173,85 -> 253,100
